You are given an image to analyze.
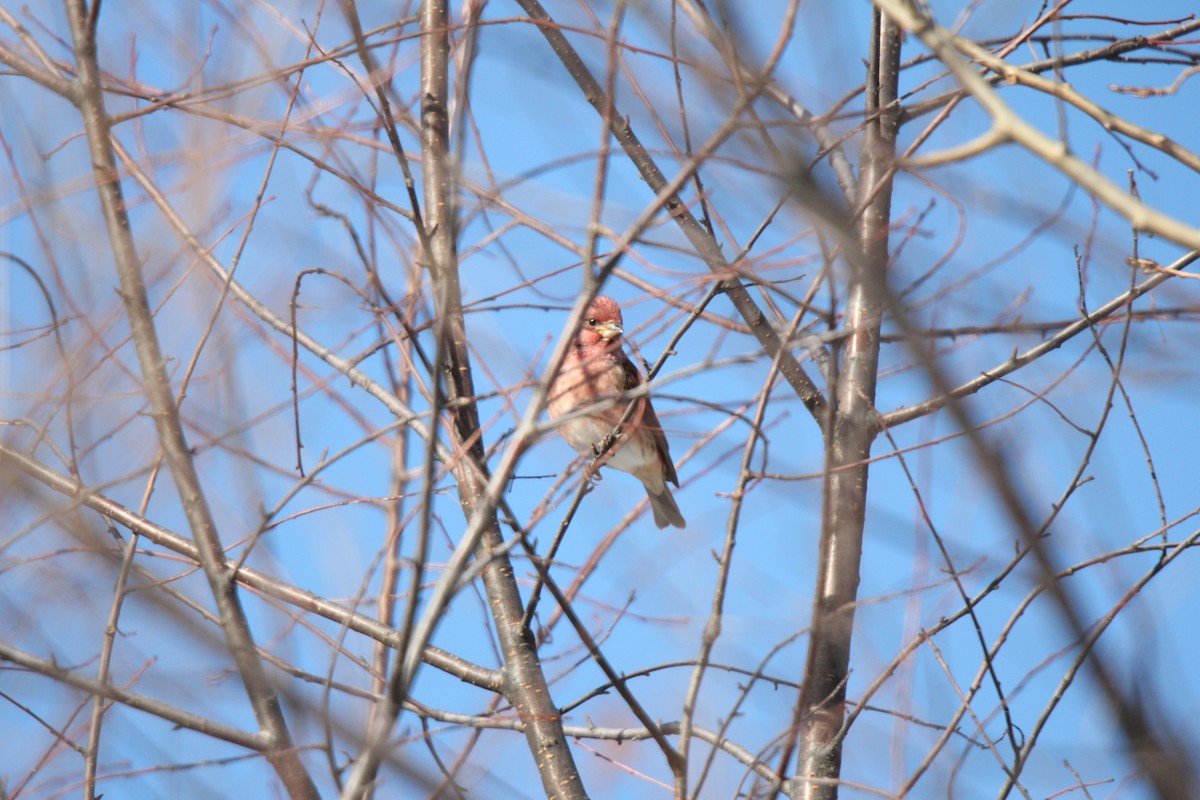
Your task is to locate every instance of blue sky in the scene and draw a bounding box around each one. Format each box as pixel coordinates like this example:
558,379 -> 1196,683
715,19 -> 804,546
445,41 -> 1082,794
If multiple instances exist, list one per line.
2,1 -> 1200,798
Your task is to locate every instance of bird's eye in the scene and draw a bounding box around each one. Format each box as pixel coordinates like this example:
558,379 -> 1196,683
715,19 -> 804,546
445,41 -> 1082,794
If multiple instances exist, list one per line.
586,318 -> 597,327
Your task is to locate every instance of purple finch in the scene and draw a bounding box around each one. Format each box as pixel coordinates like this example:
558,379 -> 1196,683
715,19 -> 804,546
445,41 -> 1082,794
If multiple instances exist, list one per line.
547,296 -> 686,529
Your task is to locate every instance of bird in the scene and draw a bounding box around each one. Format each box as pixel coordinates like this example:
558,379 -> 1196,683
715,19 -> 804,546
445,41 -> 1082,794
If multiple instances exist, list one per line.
547,296 -> 686,529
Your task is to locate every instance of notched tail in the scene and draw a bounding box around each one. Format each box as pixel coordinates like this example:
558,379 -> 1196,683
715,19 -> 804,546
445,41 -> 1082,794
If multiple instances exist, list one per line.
646,485 -> 686,529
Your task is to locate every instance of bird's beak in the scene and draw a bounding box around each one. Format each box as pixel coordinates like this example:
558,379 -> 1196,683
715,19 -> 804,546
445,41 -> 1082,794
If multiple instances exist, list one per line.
597,321 -> 623,341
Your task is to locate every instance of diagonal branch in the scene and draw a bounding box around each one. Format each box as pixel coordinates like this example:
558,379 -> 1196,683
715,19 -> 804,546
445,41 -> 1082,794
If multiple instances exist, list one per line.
881,250 -> 1200,428
877,0 -> 1200,251
0,641 -> 265,751
0,440 -> 501,691
60,3 -> 316,797
339,2 -> 585,797
513,0 -> 829,425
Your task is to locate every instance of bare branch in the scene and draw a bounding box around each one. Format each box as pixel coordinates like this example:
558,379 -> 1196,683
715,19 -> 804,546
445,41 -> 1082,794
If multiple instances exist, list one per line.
60,3 -> 316,795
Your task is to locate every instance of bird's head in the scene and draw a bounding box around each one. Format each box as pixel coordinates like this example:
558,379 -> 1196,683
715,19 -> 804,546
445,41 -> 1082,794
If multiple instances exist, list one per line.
577,296 -> 624,348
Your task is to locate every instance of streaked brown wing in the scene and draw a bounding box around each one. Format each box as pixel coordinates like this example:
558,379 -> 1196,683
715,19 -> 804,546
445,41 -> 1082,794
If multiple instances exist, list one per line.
621,351 -> 680,487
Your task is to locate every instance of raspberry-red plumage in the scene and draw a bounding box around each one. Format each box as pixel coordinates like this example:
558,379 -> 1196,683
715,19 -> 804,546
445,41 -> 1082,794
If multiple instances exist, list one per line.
547,296 -> 685,529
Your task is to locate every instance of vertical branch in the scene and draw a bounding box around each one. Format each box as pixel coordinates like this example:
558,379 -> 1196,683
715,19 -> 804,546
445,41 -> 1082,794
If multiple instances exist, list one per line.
83,525 -> 138,799
418,3 -> 585,796
341,2 -> 586,797
791,11 -> 900,800
60,2 -> 316,798
372,358 -> 413,712
678,309 -> 803,798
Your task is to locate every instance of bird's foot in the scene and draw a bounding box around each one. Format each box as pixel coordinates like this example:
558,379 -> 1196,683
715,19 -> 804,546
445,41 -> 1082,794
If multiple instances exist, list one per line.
584,462 -> 604,484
